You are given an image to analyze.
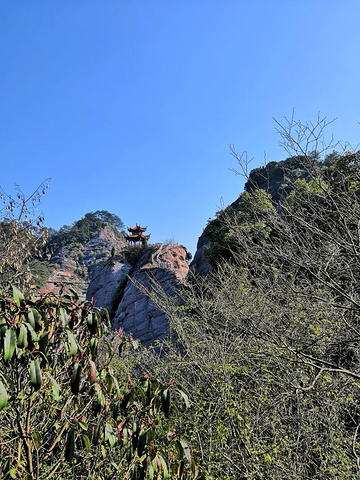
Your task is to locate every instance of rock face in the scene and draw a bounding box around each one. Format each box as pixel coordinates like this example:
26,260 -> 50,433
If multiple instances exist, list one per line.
113,244 -> 189,346
39,225 -> 126,297
83,226 -> 126,267
39,245 -> 87,295
39,223 -> 190,346
190,156 -> 316,274
87,260 -> 131,317
190,234 -> 212,275
244,156 -> 316,202
87,244 -> 189,346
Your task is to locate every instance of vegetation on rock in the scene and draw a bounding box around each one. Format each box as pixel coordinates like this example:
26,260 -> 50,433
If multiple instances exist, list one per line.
135,116 -> 360,478
46,210 -> 125,254
2,114 -> 360,478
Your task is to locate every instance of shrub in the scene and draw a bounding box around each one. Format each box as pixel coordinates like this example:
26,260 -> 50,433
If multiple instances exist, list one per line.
0,287 -> 201,479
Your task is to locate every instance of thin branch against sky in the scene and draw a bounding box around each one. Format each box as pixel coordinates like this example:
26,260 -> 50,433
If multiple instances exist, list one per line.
1,1 -> 359,254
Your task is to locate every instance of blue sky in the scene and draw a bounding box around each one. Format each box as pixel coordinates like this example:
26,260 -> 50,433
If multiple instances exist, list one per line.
1,1 -> 360,255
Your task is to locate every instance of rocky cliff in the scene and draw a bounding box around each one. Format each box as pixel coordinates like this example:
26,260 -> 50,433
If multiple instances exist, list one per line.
243,155 -> 317,201
36,155 -> 332,345
39,224 -> 127,297
190,155 -> 317,274
40,155 -> 311,343
88,243 -> 189,346
39,227 -> 189,346
190,234 -> 212,275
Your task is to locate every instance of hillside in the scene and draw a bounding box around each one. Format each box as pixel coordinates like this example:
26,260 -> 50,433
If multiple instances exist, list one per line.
40,216 -> 190,346
2,147 -> 360,478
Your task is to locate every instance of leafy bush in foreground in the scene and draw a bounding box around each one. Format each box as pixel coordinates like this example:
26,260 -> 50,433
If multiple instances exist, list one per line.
0,287 -> 201,480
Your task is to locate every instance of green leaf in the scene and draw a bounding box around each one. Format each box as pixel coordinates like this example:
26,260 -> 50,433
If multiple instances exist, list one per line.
125,441 -> 133,462
162,388 -> 171,417
92,420 -> 102,445
0,316 -> 7,338
66,331 -> 78,356
50,376 -> 61,401
180,440 -> 191,463
157,454 -> 169,479
38,331 -> 49,354
101,444 -> 106,460
4,329 -> 16,362
12,285 -> 24,307
102,307 -> 110,324
25,322 -> 38,344
33,431 -> 42,449
151,457 -> 158,473
0,380 -> 8,409
82,434 -> 91,452
30,308 -> 41,330
29,359 -> 42,390
176,385 -> 190,409
110,461 -> 120,471
105,422 -> 117,448
17,324 -> 28,348
27,309 -> 36,329
147,464 -> 154,480
27,308 -> 41,331
95,383 -> 105,406
71,363 -> 82,395
65,429 -> 75,462
137,429 -> 147,457
90,337 -> 98,359
8,468 -> 16,479
87,312 -> 98,334
79,421 -> 88,431
105,372 -> 115,393
58,307 -> 68,327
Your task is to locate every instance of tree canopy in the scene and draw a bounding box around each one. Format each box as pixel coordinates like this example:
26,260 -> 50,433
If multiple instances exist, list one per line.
135,117 -> 360,478
46,210 -> 125,253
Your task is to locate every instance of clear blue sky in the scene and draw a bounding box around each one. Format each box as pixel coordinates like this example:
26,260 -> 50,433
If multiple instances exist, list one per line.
1,1 -> 360,255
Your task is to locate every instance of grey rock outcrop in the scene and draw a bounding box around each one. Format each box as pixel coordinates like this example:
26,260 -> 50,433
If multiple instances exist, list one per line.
113,244 -> 188,346
87,243 -> 189,346
87,260 -> 131,316
244,156 -> 317,202
83,226 -> 126,268
39,224 -> 126,298
190,234 -> 212,275
113,244 -> 188,345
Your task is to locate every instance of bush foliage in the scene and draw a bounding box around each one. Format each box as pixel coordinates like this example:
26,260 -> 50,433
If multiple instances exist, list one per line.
136,119 -> 360,478
46,210 -> 125,254
0,287 -> 202,479
2,115 -> 360,478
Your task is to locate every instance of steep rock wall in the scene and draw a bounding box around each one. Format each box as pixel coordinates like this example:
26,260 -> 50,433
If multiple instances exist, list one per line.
39,227 -> 189,345
190,234 -> 212,275
87,244 -> 189,346
39,225 -> 126,297
113,244 -> 189,346
87,260 -> 131,317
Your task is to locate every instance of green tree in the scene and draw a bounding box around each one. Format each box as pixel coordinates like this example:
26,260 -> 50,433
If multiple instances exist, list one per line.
47,210 -> 125,254
91,210 -> 125,232
0,287 -> 201,480
0,180 -> 50,290
139,116 -> 360,478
